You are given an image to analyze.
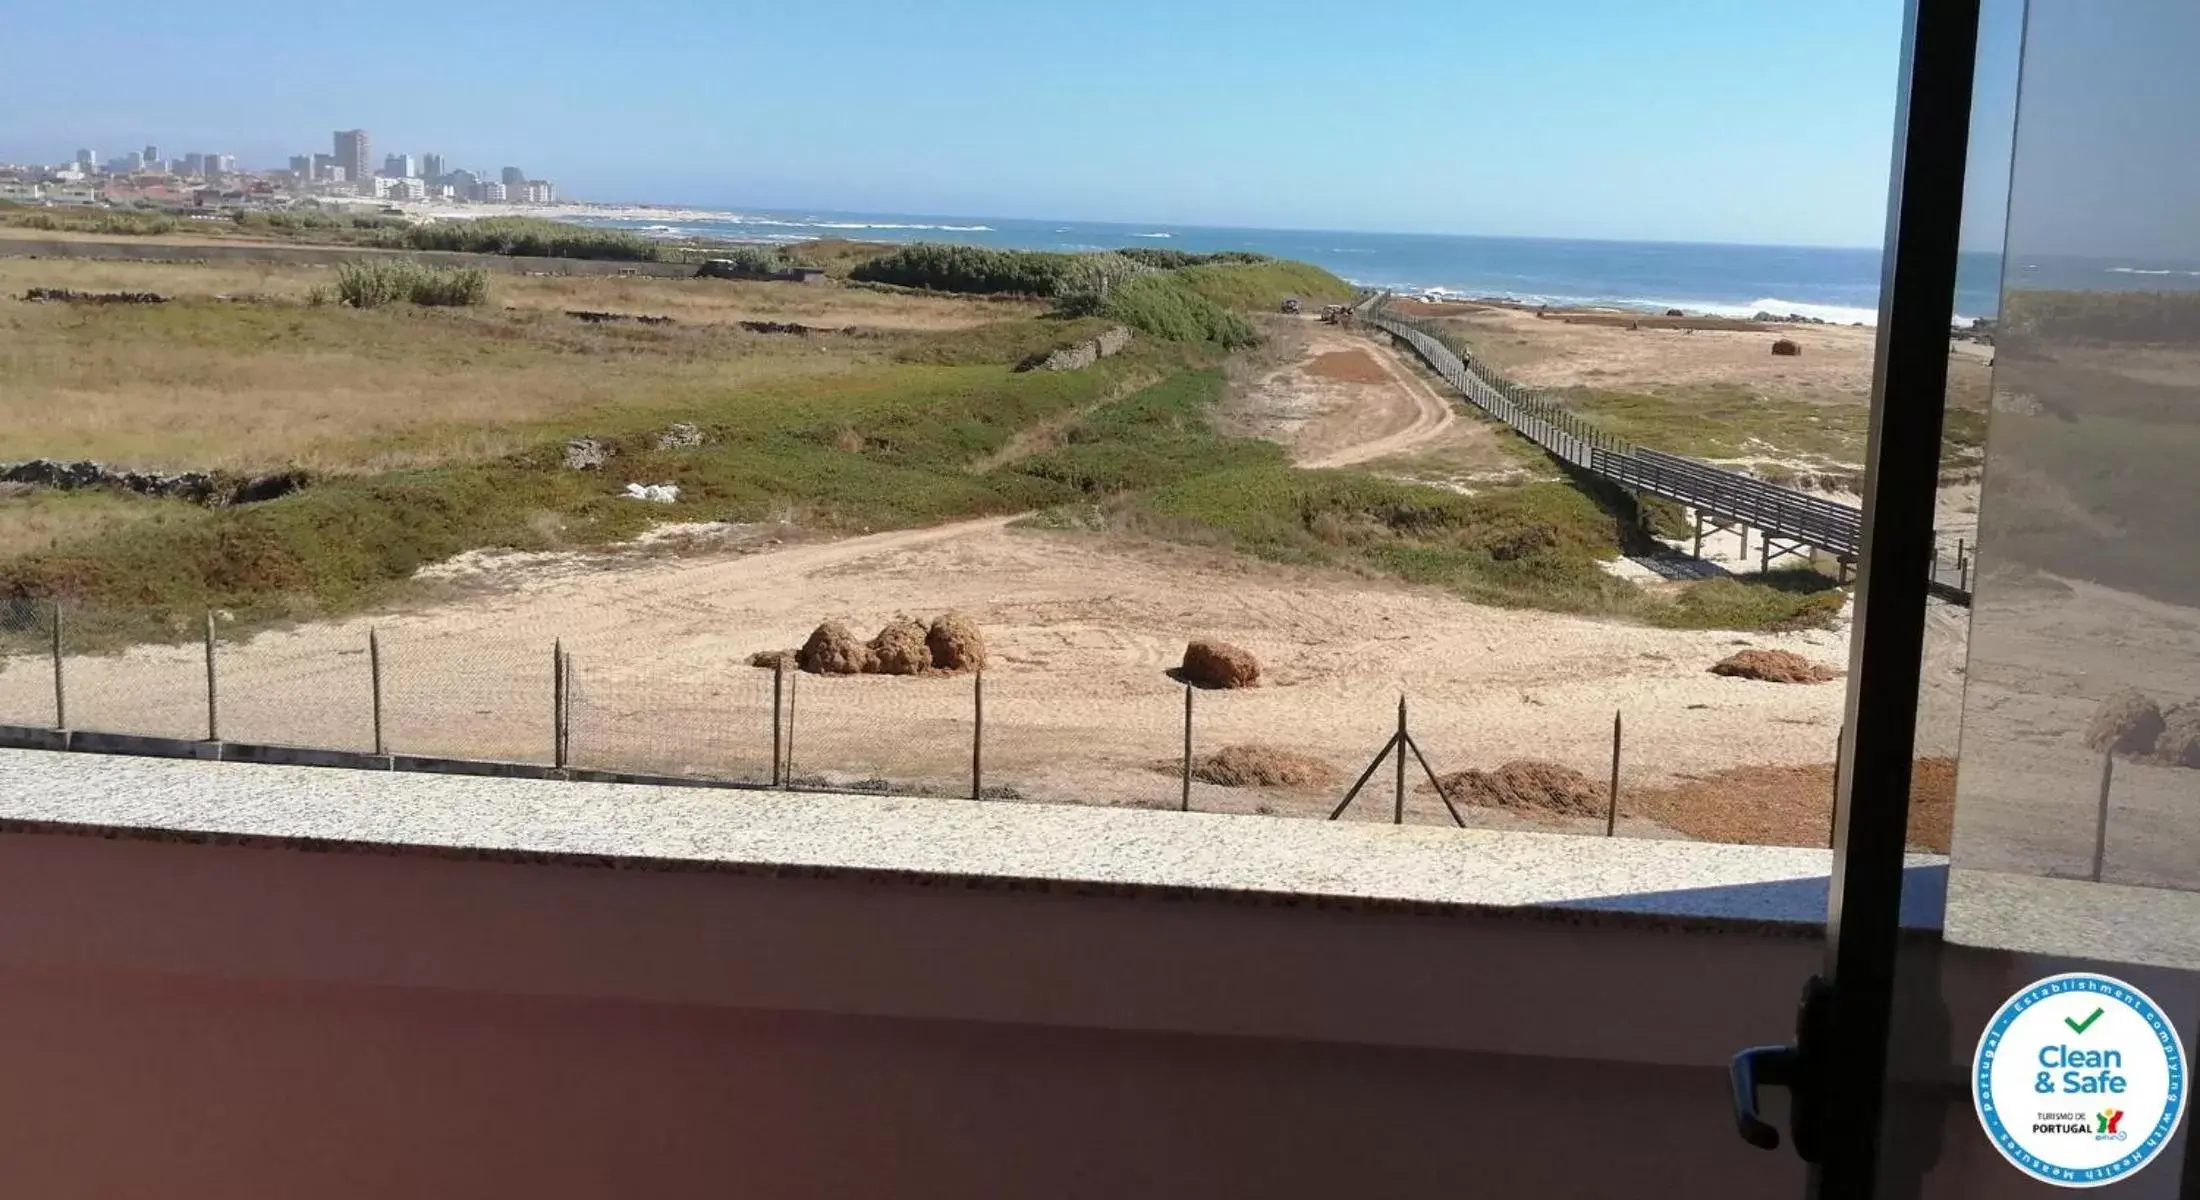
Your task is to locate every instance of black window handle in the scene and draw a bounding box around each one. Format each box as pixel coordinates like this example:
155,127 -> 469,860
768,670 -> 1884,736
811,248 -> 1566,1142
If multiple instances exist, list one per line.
1730,975 -> 1833,1159
1731,1044 -> 1799,1150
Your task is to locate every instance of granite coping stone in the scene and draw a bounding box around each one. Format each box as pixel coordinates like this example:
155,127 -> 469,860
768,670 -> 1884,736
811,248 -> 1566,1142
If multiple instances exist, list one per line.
0,748 -> 1948,936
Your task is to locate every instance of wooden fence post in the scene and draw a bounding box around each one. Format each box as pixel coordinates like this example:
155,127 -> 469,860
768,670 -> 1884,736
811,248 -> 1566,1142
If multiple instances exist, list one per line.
971,670 -> 985,801
2092,750 -> 2114,882
1606,711 -> 1622,837
1181,684 -> 1193,812
50,603 -> 66,731
772,659 -> 785,787
203,612 -> 219,743
369,628 -> 384,756
1392,695 -> 1408,825
785,671 -> 799,785
552,640 -> 566,769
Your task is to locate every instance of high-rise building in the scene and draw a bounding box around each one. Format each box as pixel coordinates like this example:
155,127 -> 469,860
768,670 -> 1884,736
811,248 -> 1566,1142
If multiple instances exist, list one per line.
75,149 -> 95,170
500,166 -> 526,187
289,155 -> 313,177
474,180 -> 508,202
143,145 -> 159,166
182,152 -> 205,176
210,154 -> 236,175
522,180 -> 556,204
312,153 -> 337,180
382,153 -> 418,179
334,129 -> 371,194
421,153 -> 445,183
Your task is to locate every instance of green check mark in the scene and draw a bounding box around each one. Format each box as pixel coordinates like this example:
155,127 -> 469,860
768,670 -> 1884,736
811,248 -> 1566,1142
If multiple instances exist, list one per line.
2066,1007 -> 2105,1035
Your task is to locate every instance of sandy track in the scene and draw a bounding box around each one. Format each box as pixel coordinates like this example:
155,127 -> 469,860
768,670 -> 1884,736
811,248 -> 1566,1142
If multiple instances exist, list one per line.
1297,334 -> 1457,468
1231,323 -> 1457,469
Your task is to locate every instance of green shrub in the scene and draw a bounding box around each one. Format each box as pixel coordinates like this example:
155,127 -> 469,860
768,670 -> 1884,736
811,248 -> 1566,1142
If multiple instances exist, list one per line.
1115,248 -> 1272,269
696,245 -> 788,277
0,207 -> 177,236
1069,273 -> 1260,348
333,260 -> 489,308
233,209 -> 406,234
401,217 -> 660,261
850,244 -> 1087,296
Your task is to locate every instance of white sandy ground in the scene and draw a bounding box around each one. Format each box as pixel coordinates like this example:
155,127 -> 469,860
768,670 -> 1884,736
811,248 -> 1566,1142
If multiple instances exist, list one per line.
0,330 -> 1930,835
0,517 -> 1865,833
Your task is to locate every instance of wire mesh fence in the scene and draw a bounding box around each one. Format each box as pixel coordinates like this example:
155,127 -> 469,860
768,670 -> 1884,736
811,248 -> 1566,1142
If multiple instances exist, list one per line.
377,625 -> 557,765
982,672 -> 1181,810
783,670 -> 976,797
0,602 -> 1879,856
214,622 -> 380,751
564,653 -> 778,782
0,598 -> 59,728
54,604 -> 210,742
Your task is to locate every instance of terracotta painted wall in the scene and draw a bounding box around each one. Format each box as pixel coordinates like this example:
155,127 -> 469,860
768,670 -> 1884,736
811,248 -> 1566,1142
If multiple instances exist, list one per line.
0,832 -> 1850,1199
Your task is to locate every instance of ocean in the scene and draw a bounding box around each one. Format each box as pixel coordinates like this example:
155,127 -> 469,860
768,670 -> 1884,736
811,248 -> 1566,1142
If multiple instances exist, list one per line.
569,206 -> 2164,324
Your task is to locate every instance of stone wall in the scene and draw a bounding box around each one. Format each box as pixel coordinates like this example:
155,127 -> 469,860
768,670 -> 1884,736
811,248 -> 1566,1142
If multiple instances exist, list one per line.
1026,325 -> 1134,372
0,459 -> 308,507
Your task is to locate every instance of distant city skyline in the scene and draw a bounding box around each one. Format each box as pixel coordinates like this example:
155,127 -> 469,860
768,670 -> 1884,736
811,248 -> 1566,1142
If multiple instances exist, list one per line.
11,125 -> 559,206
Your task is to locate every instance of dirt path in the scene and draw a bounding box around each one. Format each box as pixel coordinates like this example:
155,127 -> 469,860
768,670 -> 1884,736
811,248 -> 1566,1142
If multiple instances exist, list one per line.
1231,322 -> 1457,469
1298,333 -> 1457,468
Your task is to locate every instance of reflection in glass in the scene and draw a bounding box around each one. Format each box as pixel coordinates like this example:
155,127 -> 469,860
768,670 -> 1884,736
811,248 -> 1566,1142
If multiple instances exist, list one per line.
1953,0 -> 2200,894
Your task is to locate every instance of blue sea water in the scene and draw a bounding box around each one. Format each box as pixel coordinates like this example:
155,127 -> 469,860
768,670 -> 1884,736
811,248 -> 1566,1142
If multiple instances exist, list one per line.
571,206 -> 2125,323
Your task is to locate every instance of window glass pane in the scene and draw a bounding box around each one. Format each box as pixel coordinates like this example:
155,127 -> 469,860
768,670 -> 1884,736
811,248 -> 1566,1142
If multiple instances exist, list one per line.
1950,0 -> 2200,910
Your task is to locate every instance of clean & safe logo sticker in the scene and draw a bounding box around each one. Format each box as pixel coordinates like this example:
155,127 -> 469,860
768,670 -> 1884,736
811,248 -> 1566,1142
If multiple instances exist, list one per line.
1973,973 -> 2186,1188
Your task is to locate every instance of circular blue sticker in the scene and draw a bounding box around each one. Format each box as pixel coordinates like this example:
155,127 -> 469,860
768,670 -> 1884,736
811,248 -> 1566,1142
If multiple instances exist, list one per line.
1973,972 -> 2187,1188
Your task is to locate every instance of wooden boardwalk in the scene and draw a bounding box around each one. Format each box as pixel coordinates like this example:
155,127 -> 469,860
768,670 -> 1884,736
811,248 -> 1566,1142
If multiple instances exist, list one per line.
1360,298 -> 1973,604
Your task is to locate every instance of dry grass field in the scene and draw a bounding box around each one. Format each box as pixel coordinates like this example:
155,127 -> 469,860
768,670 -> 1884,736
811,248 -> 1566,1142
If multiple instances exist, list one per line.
0,256 -> 1038,474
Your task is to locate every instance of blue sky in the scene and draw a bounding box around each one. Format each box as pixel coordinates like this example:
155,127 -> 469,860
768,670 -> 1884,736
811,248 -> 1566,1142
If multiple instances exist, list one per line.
4,0 -> 1939,246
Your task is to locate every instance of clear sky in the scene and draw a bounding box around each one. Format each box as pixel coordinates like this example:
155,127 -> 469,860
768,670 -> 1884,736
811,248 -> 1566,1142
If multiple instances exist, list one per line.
3,0 -> 1931,246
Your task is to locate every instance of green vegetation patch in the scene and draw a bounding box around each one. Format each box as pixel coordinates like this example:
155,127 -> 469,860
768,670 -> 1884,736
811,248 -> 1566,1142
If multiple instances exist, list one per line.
1114,248 -> 1273,269
1003,370 -> 1286,495
1169,260 -> 1358,310
0,338 -> 1158,636
1064,273 -> 1259,348
1560,383 -> 1867,465
1122,466 -> 1843,630
850,244 -> 1145,297
890,316 -> 1120,367
402,216 -> 662,262
322,259 -> 489,309
849,244 -> 1354,349
0,202 -> 178,237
